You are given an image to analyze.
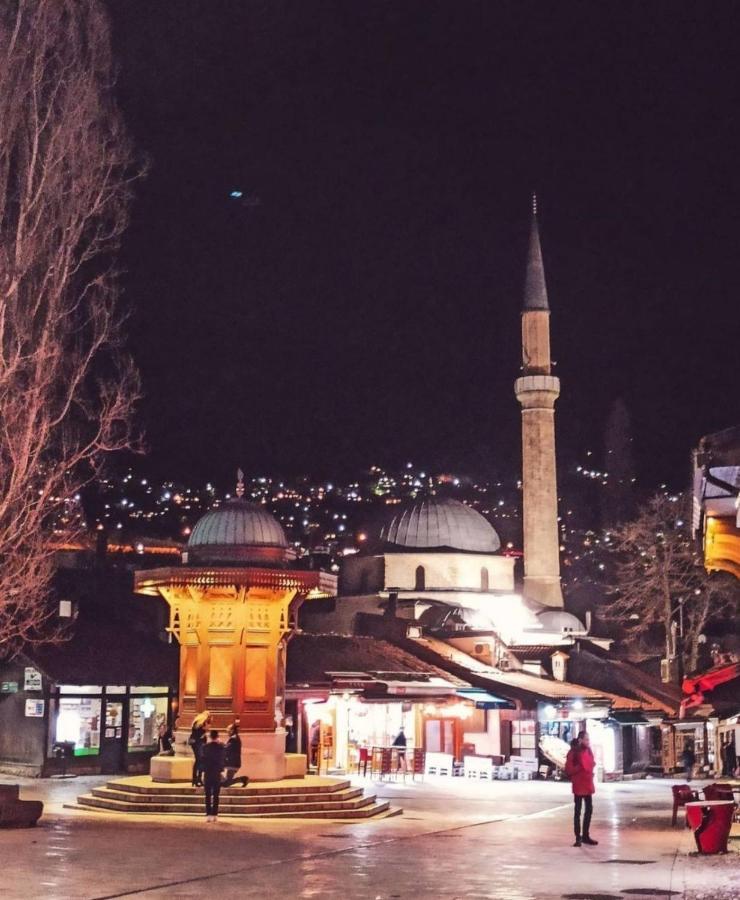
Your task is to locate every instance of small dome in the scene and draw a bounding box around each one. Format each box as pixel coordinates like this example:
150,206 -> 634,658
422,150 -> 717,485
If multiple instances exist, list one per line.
187,500 -> 288,565
378,497 -> 500,553
536,609 -> 586,635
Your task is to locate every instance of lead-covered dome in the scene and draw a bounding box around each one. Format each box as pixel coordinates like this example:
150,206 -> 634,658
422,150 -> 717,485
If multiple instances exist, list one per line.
186,499 -> 288,566
536,609 -> 586,635
378,497 -> 500,553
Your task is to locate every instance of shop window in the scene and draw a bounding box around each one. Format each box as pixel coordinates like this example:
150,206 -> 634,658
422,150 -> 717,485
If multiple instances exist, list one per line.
480,567 -> 489,591
244,646 -> 268,699
511,719 -> 537,758
414,565 -> 426,591
184,646 -> 198,695
55,697 -> 101,756
208,646 -> 232,697
128,696 -> 169,750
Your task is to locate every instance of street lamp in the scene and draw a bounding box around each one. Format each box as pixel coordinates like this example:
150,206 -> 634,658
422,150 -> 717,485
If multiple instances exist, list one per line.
669,596 -> 688,683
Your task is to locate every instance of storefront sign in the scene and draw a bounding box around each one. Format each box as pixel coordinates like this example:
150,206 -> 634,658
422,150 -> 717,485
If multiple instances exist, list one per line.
25,699 -> 45,717
1,681 -> 18,693
24,667 -> 42,691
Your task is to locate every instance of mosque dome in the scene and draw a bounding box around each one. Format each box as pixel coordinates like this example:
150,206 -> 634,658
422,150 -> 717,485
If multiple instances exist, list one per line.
186,499 -> 289,566
377,497 -> 501,554
536,609 -> 586,635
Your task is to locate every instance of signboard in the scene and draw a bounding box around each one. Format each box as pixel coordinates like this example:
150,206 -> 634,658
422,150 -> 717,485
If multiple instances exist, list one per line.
24,667 -> 42,691
25,700 -> 45,718
0,681 -> 18,693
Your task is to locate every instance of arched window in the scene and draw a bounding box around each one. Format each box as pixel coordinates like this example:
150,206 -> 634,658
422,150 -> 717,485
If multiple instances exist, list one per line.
480,567 -> 489,591
414,565 -> 426,591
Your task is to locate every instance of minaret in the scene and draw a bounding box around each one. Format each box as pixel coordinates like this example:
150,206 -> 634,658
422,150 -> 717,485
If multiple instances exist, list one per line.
514,195 -> 564,608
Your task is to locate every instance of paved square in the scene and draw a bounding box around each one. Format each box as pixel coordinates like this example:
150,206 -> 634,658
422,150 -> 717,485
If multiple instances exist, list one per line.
1,775 -> 737,899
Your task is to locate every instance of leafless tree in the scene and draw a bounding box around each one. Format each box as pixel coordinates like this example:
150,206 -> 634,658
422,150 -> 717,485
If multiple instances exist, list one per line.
604,493 -> 740,677
0,1 -> 141,652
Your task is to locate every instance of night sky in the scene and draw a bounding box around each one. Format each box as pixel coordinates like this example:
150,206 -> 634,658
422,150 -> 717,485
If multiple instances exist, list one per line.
109,2 -> 740,489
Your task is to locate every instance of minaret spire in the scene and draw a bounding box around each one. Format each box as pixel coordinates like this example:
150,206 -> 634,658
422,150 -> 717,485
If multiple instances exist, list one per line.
514,196 -> 563,608
236,468 -> 245,499
523,192 -> 549,311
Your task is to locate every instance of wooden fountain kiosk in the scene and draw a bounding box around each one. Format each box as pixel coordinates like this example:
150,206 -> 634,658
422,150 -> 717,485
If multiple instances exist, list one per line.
134,475 -> 336,781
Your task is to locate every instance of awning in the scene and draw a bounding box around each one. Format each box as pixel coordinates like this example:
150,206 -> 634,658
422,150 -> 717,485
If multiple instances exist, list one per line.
456,688 -> 515,710
609,711 -> 649,725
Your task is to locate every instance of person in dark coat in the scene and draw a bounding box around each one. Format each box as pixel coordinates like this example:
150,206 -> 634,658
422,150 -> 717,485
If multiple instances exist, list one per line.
392,726 -> 407,772
157,717 -> 176,756
188,713 -> 210,787
564,731 -> 598,847
680,743 -> 696,782
722,737 -> 736,777
222,723 -> 248,788
202,729 -> 226,822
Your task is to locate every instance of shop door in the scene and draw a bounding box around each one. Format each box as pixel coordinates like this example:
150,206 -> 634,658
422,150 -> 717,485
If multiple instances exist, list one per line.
99,699 -> 125,774
424,719 -> 455,754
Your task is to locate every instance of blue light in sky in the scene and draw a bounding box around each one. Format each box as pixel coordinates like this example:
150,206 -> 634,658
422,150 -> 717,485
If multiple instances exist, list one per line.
230,190 -> 243,199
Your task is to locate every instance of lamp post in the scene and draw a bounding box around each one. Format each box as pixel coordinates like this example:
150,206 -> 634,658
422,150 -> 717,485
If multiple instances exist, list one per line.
669,596 -> 687,685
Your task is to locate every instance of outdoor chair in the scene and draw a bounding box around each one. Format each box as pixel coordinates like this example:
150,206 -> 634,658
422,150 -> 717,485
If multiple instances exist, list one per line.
356,747 -> 370,777
411,748 -> 425,781
703,783 -> 734,802
671,783 -> 699,826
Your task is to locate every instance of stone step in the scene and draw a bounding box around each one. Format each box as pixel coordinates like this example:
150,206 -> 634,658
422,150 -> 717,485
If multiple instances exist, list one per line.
238,801 -> 395,820
74,793 -> 391,819
105,778 -> 351,797
90,785 -> 365,806
82,790 -> 374,814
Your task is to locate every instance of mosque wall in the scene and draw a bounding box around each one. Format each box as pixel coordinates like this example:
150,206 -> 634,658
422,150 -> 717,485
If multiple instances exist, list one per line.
339,555 -> 385,595
383,552 -> 515,593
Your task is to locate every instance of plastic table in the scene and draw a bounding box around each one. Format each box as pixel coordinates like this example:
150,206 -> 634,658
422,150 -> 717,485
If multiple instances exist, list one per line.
684,799 -> 736,854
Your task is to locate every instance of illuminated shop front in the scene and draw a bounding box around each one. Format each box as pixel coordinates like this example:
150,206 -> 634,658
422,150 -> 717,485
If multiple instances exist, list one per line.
285,632 -> 467,772
538,701 -> 618,777
537,700 -> 663,780
0,625 -> 178,777
50,685 -> 171,771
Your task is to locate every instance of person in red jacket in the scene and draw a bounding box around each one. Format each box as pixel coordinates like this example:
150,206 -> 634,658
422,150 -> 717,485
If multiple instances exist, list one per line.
564,731 -> 598,847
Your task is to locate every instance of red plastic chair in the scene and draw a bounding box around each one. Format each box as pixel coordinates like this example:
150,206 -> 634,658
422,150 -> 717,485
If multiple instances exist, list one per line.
357,747 -> 370,777
703,783 -> 734,801
672,784 -> 699,826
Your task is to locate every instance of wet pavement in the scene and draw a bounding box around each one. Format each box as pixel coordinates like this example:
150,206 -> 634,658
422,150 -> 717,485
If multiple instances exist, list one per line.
1,774 -> 737,899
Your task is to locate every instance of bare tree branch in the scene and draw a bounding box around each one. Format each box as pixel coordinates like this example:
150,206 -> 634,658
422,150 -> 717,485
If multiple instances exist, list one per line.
0,0 -> 142,653
603,493 -> 740,678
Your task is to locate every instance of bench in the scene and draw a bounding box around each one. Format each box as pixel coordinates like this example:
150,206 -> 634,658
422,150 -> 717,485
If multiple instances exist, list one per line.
0,784 -> 43,828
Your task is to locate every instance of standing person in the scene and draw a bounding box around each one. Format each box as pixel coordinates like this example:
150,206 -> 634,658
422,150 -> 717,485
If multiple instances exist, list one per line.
189,712 -> 209,787
157,718 -> 175,756
565,731 -> 598,847
201,729 -> 225,822
680,742 -> 696,782
721,737 -> 736,778
392,726 -> 407,773
222,723 -> 248,788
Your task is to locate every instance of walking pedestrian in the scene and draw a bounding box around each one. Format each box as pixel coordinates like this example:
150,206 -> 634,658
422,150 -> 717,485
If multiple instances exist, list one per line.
680,742 -> 696,782
392,726 -> 407,773
565,731 -> 598,848
222,723 -> 248,788
202,729 -> 225,822
188,712 -> 210,787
